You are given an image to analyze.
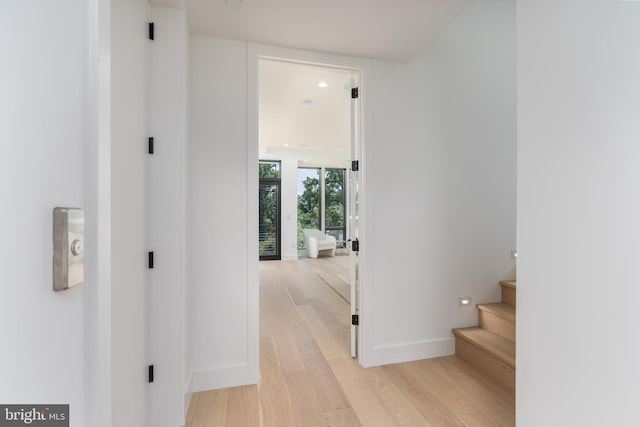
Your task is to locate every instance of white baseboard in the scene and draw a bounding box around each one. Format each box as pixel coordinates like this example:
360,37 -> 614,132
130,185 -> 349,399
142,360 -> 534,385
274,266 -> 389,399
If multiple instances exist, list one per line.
281,253 -> 298,261
362,337 -> 455,368
182,376 -> 193,426
191,364 -> 255,392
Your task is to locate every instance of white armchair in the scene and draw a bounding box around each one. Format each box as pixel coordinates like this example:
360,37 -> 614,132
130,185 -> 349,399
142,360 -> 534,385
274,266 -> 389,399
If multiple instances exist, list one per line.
302,229 -> 337,258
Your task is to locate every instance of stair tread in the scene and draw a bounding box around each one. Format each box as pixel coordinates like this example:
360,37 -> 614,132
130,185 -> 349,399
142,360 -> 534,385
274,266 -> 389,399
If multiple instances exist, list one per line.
452,327 -> 515,368
477,303 -> 516,321
500,280 -> 516,289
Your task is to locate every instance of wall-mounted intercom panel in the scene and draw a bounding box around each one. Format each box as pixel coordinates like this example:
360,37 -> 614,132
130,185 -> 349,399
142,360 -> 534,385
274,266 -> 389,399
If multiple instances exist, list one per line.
53,207 -> 84,291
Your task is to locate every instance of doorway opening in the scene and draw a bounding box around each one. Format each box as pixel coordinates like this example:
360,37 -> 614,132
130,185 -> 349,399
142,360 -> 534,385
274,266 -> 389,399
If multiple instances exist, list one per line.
256,54 -> 363,361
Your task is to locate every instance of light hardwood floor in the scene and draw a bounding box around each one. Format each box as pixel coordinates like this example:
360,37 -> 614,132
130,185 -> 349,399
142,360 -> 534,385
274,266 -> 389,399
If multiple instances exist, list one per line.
185,257 -> 515,426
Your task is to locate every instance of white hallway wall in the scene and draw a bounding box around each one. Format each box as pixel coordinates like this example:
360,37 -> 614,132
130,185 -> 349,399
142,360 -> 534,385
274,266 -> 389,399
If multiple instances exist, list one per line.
189,36 -> 254,390
367,0 -> 516,365
0,2 -> 90,425
2,2 -> 188,426
517,1 -> 640,425
0,0 -> 145,425
188,0 -> 516,387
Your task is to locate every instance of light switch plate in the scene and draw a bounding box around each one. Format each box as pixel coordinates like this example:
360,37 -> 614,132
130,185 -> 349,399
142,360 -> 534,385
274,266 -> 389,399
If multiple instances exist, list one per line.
53,207 -> 84,291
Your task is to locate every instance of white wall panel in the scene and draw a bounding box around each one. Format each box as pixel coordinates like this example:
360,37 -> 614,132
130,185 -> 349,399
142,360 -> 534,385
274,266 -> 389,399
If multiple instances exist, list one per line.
367,0 -> 516,365
0,2 -> 90,425
517,1 -> 640,425
189,36 -> 252,390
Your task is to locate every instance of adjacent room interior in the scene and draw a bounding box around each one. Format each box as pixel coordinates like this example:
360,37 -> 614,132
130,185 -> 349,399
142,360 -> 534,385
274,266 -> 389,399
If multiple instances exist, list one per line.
257,58 -> 359,357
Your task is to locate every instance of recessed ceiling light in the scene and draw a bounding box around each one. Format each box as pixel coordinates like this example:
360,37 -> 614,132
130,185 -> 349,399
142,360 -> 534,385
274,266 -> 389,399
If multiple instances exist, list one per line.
225,0 -> 243,9
318,81 -> 328,88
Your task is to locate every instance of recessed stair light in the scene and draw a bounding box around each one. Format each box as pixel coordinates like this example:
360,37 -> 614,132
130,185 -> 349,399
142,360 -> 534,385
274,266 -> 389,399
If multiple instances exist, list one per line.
459,297 -> 472,306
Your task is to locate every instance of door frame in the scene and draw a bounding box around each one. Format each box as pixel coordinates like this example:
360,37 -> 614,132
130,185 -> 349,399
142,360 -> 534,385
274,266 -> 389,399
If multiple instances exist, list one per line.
247,43 -> 372,367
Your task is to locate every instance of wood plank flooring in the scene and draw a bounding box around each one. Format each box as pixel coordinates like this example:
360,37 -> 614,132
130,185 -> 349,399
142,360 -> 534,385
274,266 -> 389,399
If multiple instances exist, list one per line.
185,257 -> 515,427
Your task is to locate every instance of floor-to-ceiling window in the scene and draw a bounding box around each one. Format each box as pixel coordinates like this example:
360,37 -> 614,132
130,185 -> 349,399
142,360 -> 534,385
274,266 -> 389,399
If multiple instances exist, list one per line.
259,161 -> 281,260
297,167 -> 321,251
296,166 -> 347,254
325,168 -> 346,242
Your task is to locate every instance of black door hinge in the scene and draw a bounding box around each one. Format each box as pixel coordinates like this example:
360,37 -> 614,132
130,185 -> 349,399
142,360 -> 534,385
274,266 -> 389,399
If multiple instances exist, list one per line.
351,160 -> 359,172
351,239 -> 359,252
351,315 -> 359,326
148,22 -> 155,41
148,365 -> 154,383
148,137 -> 154,154
148,251 -> 154,269
351,87 -> 359,99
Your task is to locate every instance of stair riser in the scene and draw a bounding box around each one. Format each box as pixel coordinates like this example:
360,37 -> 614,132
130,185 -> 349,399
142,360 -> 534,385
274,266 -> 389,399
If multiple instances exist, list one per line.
501,286 -> 516,307
455,337 -> 515,394
479,310 -> 515,343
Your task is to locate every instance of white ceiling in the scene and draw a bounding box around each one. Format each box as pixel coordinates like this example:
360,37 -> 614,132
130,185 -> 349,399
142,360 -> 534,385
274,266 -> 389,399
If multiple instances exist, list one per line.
259,59 -> 356,167
152,0 -> 473,166
184,0 -> 473,63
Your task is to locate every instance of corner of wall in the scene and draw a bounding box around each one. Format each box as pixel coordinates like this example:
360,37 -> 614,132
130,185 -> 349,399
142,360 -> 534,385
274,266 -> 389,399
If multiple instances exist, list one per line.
363,338 -> 455,368
191,364 -> 252,393
182,374 -> 193,425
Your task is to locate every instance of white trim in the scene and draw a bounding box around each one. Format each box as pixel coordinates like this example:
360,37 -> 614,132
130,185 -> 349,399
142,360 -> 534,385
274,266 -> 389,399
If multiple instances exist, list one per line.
85,0 -> 112,425
247,43 -> 260,385
248,42 -> 372,366
363,338 -> 455,368
191,365 -> 252,392
358,63 -> 373,368
183,375 -> 193,423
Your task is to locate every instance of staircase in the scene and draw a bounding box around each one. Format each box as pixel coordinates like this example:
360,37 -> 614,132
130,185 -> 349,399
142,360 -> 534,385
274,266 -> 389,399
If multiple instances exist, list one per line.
452,280 -> 516,394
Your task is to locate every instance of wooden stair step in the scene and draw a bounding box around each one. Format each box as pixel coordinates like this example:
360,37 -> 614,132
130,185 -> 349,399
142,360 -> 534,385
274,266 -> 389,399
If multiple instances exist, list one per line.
499,280 -> 516,307
452,327 -> 515,368
477,303 -> 515,342
452,327 -> 515,394
499,280 -> 516,289
477,303 -> 515,321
